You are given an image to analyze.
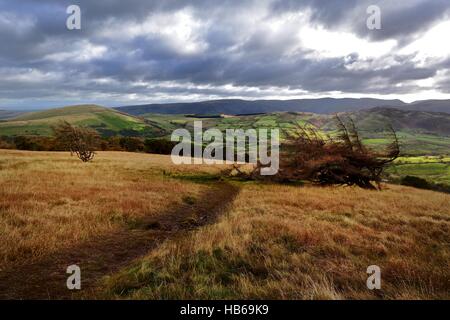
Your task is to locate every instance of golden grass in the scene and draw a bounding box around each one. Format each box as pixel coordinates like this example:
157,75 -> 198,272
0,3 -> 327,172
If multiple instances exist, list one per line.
0,149 -> 449,299
0,149 -> 221,270
101,174 -> 450,299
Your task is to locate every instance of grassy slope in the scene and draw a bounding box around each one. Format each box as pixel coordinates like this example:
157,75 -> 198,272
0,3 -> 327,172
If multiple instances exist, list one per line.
149,109 -> 450,184
0,106 -> 448,183
1,150 -> 448,299
1,106 -> 449,155
142,111 -> 450,155
387,156 -> 450,185
0,149 -> 216,269
102,181 -> 449,299
0,105 -> 149,136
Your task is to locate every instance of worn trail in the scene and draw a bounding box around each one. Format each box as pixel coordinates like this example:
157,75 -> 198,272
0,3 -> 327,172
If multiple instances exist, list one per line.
0,182 -> 239,299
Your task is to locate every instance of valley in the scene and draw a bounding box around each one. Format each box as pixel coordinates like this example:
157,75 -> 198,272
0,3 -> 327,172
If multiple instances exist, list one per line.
1,103 -> 449,188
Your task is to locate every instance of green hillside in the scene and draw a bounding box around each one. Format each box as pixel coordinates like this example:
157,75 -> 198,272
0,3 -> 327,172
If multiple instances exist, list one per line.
141,110 -> 450,156
0,105 -> 449,187
1,105 -> 449,156
388,156 -> 450,185
0,105 -> 160,137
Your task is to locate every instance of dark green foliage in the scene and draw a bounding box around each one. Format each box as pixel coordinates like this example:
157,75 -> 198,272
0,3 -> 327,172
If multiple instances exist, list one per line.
1,135 -> 61,151
119,137 -> 145,152
401,175 -> 450,193
144,139 -> 177,155
401,176 -> 431,189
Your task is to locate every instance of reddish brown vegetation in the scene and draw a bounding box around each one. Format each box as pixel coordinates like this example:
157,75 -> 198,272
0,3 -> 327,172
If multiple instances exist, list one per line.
53,121 -> 99,162
233,116 -> 400,189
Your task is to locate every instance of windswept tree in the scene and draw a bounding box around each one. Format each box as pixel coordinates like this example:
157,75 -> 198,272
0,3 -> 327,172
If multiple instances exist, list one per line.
53,121 -> 100,162
228,116 -> 400,190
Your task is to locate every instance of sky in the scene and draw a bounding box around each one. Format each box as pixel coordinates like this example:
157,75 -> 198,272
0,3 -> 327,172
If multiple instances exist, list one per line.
1,0 -> 450,110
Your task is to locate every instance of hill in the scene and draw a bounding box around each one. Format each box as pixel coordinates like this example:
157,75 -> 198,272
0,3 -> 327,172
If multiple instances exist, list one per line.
0,150 -> 448,299
116,98 -> 407,115
343,107 -> 450,135
117,98 -> 450,115
1,104 -> 449,155
401,99 -> 450,113
0,110 -> 26,120
340,108 -> 450,155
139,108 -> 450,155
0,105 -> 160,136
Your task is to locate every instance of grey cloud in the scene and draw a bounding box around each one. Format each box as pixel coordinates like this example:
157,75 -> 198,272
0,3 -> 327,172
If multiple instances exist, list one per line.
271,0 -> 450,42
0,0 -> 450,108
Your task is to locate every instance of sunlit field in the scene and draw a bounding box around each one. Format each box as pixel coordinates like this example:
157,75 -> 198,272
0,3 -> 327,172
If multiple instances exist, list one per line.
388,156 -> 450,185
0,149 -> 449,299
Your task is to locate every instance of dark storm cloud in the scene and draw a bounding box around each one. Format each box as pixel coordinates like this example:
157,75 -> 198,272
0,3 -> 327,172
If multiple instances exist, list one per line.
0,0 -> 450,108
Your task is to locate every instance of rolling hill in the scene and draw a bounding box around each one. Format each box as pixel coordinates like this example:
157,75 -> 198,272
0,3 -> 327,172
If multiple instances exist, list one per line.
0,104 -> 449,155
403,100 -> 450,113
342,107 -> 450,135
116,98 -> 407,115
116,98 -> 450,115
138,108 -> 450,155
336,108 -> 450,155
0,105 -> 162,137
0,110 -> 26,120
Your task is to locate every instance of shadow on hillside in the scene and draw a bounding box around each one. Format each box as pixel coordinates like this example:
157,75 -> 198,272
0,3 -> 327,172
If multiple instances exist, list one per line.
165,170 -> 307,187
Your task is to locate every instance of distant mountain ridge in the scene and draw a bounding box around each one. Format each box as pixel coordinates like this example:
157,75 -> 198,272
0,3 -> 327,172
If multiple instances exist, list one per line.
1,104 -> 449,137
0,110 -> 25,120
405,100 -> 450,113
345,107 -> 450,136
116,98 -> 407,115
116,98 -> 450,115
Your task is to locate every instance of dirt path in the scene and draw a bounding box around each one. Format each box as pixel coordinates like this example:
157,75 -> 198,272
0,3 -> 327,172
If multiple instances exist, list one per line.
0,182 -> 240,300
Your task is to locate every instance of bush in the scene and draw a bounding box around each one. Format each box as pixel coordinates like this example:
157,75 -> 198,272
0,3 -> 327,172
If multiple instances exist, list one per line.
119,137 -> 145,152
53,121 -> 100,162
144,139 -> 177,155
401,176 -> 431,189
11,136 -> 60,151
0,137 -> 15,149
401,175 -> 450,193
228,116 -> 400,190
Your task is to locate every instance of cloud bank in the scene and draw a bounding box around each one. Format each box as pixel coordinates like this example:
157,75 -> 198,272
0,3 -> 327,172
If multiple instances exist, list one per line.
0,0 -> 450,109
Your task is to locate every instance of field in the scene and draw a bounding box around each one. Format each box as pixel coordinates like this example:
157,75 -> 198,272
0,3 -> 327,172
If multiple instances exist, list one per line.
388,156 -> 450,185
0,149 -> 449,299
1,105 -> 450,156
140,112 -> 450,155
